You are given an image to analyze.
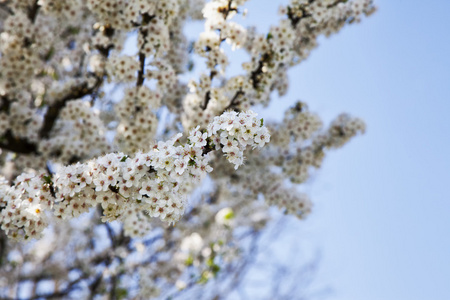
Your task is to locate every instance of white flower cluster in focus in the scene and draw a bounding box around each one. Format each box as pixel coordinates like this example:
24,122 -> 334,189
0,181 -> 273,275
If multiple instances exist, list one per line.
0,110 -> 269,240
207,111 -> 270,169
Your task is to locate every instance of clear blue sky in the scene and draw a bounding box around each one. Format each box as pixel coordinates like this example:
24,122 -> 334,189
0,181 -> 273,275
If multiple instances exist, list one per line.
232,0 -> 450,300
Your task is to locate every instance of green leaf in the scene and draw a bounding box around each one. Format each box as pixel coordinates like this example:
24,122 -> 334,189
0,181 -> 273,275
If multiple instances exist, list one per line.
43,175 -> 53,185
206,258 -> 221,277
211,264 -> 220,277
68,26 -> 80,35
44,47 -> 55,61
224,210 -> 234,220
206,257 -> 214,267
116,288 -> 128,300
185,255 -> 194,266
198,271 -> 210,284
120,155 -> 129,162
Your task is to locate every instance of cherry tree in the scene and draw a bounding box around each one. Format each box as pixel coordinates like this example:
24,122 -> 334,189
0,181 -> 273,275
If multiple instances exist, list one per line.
0,0 -> 374,299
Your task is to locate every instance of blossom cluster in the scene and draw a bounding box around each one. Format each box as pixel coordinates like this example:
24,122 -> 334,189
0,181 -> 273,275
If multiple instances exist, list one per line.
278,110 -> 365,184
207,110 -> 270,168
0,110 -> 269,240
283,103 -> 323,142
114,86 -> 161,153
106,55 -> 140,83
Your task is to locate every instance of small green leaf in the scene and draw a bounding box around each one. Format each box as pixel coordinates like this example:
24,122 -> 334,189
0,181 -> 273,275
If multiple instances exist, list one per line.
206,258 -> 221,277
198,271 -> 210,284
68,26 -> 80,35
116,288 -> 128,300
206,257 -> 214,267
44,47 -> 55,61
211,264 -> 220,277
120,155 -> 129,162
224,210 -> 234,220
185,255 -> 194,266
188,159 -> 196,166
43,175 -> 53,184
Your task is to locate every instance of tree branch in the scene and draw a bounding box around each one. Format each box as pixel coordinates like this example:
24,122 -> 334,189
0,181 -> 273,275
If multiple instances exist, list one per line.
0,96 -> 11,113
0,2 -> 13,15
0,130 -> 38,154
136,14 -> 155,87
201,91 -> 211,110
39,76 -> 103,139
0,231 -> 7,267
136,52 -> 146,87
223,90 -> 244,112
27,0 -> 40,23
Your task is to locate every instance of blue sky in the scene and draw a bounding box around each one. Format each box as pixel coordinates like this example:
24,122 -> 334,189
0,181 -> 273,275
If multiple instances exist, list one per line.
233,0 -> 450,299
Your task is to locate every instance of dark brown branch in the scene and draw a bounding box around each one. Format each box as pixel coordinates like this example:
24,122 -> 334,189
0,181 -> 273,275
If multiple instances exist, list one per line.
0,130 -> 38,154
0,96 -> 10,113
201,91 -> 211,110
327,0 -> 348,9
109,275 -> 118,300
103,24 -> 115,38
24,276 -> 85,300
223,90 -> 244,112
202,138 -> 216,157
27,0 -> 40,23
13,265 -> 103,300
45,163 -> 57,197
136,52 -> 146,87
105,223 -> 116,246
219,0 -> 237,19
200,69 -> 219,110
88,274 -> 103,300
95,44 -> 114,58
250,52 -> 271,90
287,5 -> 312,28
0,231 -> 7,267
0,3 -> 13,15
136,14 -> 155,87
39,76 -> 103,139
